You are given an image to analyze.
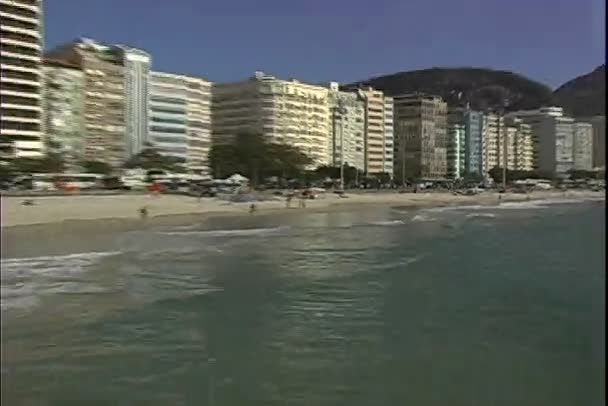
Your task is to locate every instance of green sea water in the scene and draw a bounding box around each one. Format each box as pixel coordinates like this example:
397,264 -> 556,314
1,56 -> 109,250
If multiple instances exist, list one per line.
1,199 -> 605,405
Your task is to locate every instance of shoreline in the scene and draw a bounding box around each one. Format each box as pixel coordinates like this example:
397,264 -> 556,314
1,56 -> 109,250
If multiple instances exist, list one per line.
2,190 -> 604,234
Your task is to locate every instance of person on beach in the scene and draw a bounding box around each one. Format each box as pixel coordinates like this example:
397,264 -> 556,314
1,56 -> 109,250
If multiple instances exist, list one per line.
249,203 -> 257,214
139,206 -> 148,220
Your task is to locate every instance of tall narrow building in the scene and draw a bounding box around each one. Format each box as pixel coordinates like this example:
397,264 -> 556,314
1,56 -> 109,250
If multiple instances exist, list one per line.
0,0 -> 44,159
327,82 -> 365,171
393,93 -> 447,180
578,116 -> 605,169
448,107 -> 484,177
120,46 -> 151,158
42,57 -> 85,169
572,122 -> 593,171
350,87 -> 394,176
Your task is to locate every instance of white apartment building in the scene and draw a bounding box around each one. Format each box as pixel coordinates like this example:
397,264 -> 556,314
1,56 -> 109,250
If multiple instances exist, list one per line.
121,46 -> 151,158
572,122 -> 593,171
507,107 -> 578,177
184,76 -> 212,175
149,72 -> 189,162
213,71 -> 330,168
506,117 -> 534,171
351,88 -> 394,176
447,124 -> 465,179
0,0 -> 44,159
150,71 -> 212,174
328,82 -> 365,171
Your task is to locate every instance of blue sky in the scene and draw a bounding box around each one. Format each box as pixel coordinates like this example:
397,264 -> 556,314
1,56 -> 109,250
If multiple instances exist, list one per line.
44,0 -> 606,88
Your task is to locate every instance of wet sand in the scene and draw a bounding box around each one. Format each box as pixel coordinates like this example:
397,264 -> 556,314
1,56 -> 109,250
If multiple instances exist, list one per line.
2,189 -> 602,231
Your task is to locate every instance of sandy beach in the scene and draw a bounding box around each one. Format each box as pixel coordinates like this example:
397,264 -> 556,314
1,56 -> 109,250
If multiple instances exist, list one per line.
2,189 -> 603,231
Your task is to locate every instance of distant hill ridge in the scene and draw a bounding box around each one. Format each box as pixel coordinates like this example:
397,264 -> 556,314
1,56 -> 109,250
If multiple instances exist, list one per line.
346,66 -> 605,117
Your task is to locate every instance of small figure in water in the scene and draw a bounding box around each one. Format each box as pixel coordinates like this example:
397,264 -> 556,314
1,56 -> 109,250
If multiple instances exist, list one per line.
249,203 -> 257,214
139,206 -> 148,219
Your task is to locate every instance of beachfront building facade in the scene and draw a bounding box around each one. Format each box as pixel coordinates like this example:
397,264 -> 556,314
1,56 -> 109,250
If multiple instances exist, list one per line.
41,58 -> 85,169
45,38 -> 126,167
507,107 -> 577,177
120,46 -> 151,158
149,71 -> 189,162
392,93 -> 448,180
45,38 -> 152,167
213,71 -> 330,168
149,71 -> 212,174
346,87 -> 394,176
578,115 -> 605,169
448,107 -> 484,177
184,75 -> 212,175
505,117 -> 534,171
481,113 -> 505,174
447,123 -> 465,179
572,122 -> 593,171
327,82 -> 365,171
0,0 -> 44,159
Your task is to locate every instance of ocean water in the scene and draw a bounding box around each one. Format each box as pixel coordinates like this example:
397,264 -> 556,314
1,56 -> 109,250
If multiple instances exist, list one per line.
1,200 -> 605,405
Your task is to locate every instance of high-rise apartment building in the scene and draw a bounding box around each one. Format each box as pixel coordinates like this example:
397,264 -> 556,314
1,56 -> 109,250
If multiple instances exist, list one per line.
572,122 -> 593,171
42,58 -> 85,169
149,71 -> 212,174
447,123 -> 465,179
393,93 -> 447,180
448,107 -> 484,176
0,0 -> 44,159
481,113 -> 505,174
121,46 -> 151,158
578,116 -> 605,169
184,75 -> 212,175
505,117 -> 534,171
349,87 -> 394,176
213,71 -> 330,168
328,82 -> 365,171
149,72 -> 189,162
46,39 -> 126,167
46,38 -> 151,167
507,107 -> 576,177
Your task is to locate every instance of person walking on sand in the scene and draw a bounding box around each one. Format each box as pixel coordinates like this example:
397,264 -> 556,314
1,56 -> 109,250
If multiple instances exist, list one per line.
249,203 -> 257,214
139,206 -> 148,220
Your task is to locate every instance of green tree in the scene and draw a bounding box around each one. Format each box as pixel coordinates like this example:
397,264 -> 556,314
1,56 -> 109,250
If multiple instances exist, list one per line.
208,132 -> 312,186
124,147 -> 186,172
81,160 -> 113,175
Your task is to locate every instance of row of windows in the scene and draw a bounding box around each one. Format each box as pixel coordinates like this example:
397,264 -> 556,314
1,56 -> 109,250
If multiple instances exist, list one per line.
0,16 -> 38,31
1,108 -> 39,118
150,126 -> 187,134
0,68 -> 38,82
0,29 -> 39,44
1,95 -> 39,106
1,121 -> 39,131
1,43 -> 39,57
0,56 -> 38,68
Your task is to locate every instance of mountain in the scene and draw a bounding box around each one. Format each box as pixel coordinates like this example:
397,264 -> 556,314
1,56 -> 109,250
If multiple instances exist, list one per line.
551,65 -> 606,117
346,67 -> 554,112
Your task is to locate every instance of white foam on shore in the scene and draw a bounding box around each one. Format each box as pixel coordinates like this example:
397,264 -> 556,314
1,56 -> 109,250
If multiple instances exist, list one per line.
160,225 -> 290,238
1,251 -> 121,274
411,214 -> 436,222
367,220 -> 406,226
466,213 -> 497,219
1,251 -> 121,311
